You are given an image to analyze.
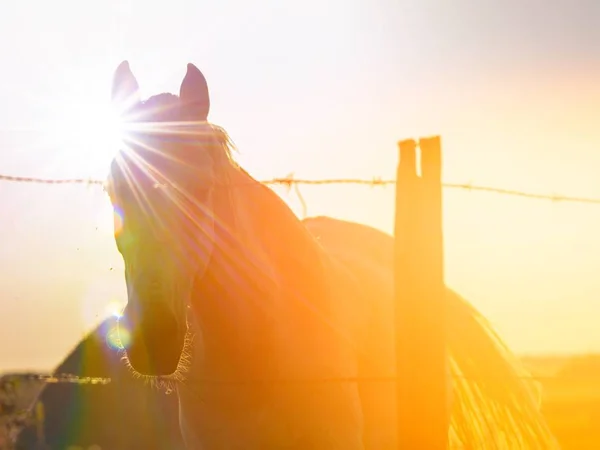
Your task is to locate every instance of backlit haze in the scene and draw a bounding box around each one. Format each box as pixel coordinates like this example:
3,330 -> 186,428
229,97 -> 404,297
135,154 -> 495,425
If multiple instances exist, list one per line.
0,0 -> 599,372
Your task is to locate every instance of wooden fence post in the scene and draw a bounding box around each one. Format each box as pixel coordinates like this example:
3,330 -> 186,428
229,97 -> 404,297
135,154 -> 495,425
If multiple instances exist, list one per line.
394,136 -> 447,449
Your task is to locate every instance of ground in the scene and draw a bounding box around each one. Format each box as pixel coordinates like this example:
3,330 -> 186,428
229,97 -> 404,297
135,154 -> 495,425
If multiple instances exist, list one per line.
2,354 -> 600,449
525,354 -> 600,450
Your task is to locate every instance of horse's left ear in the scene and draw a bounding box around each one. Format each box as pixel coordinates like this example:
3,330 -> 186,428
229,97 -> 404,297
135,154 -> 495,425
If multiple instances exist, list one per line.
180,63 -> 210,121
111,60 -> 140,114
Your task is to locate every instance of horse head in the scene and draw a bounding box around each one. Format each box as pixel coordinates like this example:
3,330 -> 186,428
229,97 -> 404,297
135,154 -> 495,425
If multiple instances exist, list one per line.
106,61 -> 233,382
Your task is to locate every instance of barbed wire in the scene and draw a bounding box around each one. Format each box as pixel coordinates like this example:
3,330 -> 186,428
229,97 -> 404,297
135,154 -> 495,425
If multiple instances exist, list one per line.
0,370 -> 578,424
0,174 -> 104,185
0,371 -> 569,389
0,374 -> 110,385
1,173 -> 599,205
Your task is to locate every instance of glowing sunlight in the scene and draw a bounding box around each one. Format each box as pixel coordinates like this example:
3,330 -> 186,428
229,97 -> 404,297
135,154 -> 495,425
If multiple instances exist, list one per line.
1,1 -> 600,449
42,97 -> 123,178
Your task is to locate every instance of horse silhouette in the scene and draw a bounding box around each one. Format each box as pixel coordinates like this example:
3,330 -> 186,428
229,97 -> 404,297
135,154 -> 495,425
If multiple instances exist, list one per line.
105,61 -> 560,449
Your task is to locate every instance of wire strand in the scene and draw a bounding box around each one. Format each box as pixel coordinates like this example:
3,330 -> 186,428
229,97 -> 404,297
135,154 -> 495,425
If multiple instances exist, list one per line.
1,173 -> 599,205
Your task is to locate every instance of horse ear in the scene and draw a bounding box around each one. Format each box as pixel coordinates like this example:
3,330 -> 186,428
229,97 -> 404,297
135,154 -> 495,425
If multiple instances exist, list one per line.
180,63 -> 210,121
111,60 -> 140,113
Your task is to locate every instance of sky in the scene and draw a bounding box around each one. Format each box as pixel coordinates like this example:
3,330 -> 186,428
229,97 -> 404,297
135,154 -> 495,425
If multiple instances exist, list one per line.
0,0 -> 599,371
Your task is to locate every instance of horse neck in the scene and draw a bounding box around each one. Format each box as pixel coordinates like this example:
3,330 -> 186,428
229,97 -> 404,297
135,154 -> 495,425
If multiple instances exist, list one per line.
226,167 -> 334,302
186,166 -> 283,380
187,165 -> 335,380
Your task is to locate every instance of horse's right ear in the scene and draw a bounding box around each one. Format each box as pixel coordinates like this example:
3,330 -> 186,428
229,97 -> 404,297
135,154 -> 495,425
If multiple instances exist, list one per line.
180,63 -> 210,121
111,60 -> 140,113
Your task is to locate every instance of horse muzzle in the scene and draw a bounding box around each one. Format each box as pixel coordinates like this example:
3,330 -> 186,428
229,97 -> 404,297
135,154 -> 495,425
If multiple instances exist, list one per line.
119,301 -> 186,376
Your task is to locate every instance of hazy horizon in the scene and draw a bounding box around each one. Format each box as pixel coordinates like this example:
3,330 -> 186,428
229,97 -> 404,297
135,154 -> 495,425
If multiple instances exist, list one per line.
1,0 -> 600,372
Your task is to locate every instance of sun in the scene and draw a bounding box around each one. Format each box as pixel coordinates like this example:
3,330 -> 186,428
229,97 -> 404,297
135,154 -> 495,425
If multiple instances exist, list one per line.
43,95 -> 125,179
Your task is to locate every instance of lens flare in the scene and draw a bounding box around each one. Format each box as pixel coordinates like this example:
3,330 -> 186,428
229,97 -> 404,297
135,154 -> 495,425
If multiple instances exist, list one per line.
106,323 -> 129,350
42,94 -> 125,179
81,281 -> 123,333
113,206 -> 124,236
105,300 -> 125,319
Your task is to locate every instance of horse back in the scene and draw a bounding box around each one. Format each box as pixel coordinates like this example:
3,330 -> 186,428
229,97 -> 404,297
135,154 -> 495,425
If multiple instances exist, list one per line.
303,216 -> 398,449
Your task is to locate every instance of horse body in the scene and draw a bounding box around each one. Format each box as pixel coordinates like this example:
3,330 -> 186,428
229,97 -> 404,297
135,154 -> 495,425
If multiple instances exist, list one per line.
176,168 -> 369,449
107,61 -> 561,449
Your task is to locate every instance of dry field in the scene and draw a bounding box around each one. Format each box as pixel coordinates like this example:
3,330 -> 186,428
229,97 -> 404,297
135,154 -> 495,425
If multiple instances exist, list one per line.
2,355 -> 600,449
526,354 -> 600,450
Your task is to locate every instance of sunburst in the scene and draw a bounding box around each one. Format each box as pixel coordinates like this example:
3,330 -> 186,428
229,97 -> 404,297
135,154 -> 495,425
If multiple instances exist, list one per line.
41,96 -> 124,179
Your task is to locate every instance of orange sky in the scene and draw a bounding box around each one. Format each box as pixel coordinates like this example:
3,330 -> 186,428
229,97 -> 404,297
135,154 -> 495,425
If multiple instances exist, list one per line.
0,0 -> 599,371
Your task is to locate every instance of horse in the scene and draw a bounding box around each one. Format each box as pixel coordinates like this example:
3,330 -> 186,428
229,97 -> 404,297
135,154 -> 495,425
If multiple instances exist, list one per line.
106,61 -> 561,449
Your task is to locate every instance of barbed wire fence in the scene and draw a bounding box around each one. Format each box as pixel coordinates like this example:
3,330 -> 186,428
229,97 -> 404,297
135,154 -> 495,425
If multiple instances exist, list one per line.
1,172 -> 600,205
1,169 -> 599,448
2,172 -> 600,222
0,169 -> 598,384
0,371 -> 577,434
